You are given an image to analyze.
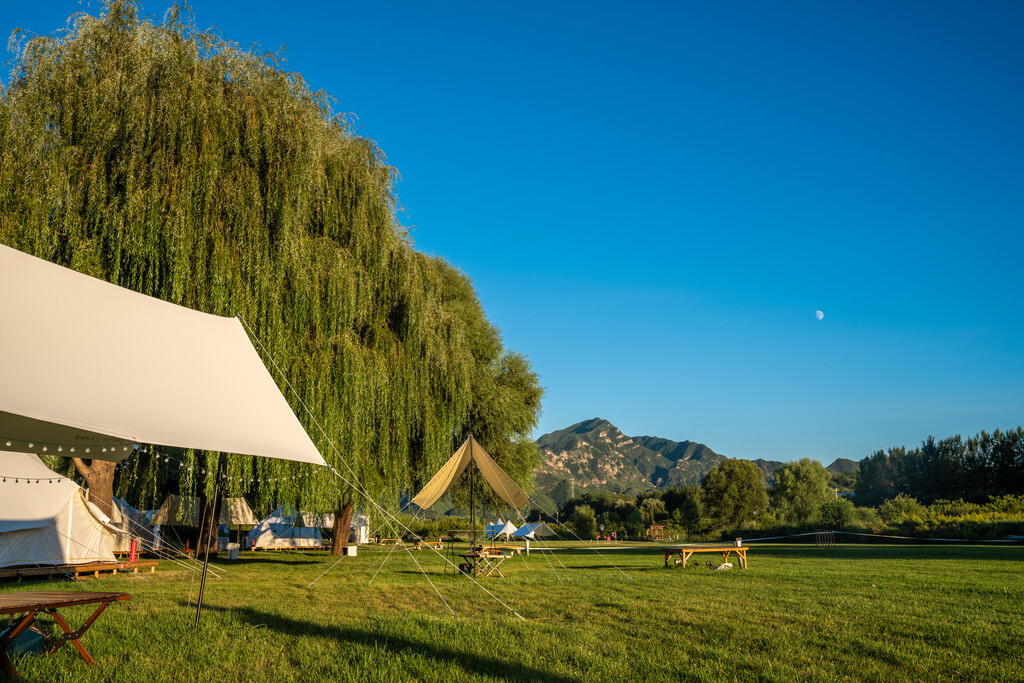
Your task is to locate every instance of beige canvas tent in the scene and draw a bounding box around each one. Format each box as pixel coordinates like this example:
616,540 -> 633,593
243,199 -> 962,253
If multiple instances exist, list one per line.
0,244 -> 325,466
152,495 -> 259,526
411,435 -> 528,510
0,453 -> 119,569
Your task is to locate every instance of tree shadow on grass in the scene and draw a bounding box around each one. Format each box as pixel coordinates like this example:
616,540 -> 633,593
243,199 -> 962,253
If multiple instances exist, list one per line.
220,558 -> 324,567
196,602 -> 580,683
747,543 -> 1024,563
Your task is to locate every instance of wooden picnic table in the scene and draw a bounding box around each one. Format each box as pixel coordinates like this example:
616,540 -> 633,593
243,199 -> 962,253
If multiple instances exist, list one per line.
482,544 -> 522,556
662,545 -> 748,569
0,590 -> 130,678
459,551 -> 507,578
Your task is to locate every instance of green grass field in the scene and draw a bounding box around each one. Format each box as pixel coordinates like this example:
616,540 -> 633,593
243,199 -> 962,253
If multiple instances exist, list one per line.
3,543 -> 1022,682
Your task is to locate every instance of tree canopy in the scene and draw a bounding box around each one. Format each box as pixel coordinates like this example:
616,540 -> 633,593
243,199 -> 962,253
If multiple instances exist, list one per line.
770,458 -> 834,523
0,1 -> 541,517
700,459 -> 768,528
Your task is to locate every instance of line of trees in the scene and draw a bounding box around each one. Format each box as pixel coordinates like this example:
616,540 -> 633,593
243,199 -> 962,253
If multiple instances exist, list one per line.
855,428 -> 1024,505
545,426 -> 1024,541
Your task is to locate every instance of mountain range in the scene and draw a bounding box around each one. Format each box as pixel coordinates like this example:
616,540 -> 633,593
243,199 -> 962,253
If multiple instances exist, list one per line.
532,417 -> 857,506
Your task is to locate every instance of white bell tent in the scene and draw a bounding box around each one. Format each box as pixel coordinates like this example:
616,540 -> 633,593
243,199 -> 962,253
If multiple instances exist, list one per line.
0,453 -> 120,569
247,506 -> 322,549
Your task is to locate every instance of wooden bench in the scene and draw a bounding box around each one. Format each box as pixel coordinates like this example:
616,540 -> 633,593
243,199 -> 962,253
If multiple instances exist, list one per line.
0,560 -> 158,582
662,545 -> 748,569
414,540 -> 444,551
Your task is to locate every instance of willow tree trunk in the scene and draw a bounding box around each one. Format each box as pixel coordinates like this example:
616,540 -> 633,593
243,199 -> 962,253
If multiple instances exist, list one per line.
331,494 -> 354,556
71,458 -> 117,518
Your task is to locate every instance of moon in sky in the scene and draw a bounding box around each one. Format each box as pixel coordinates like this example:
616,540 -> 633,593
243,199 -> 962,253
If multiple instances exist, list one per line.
815,310 -> 824,320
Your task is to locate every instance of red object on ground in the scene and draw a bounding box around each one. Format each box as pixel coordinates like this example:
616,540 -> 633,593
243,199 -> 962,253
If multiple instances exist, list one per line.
129,540 -> 138,563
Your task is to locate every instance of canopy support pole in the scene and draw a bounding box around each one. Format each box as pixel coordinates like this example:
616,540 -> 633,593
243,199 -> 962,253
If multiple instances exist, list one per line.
194,460 -> 222,628
470,461 -> 476,551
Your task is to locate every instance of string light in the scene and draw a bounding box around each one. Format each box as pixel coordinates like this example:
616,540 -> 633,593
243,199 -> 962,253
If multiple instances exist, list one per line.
1,439 -> 321,489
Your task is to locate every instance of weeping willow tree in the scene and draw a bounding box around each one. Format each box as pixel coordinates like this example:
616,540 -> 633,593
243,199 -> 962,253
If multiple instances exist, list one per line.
0,1 -> 541,552
414,255 -> 544,521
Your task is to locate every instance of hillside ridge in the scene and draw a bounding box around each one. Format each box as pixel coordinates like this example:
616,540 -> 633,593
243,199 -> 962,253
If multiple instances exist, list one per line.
533,418 -> 847,505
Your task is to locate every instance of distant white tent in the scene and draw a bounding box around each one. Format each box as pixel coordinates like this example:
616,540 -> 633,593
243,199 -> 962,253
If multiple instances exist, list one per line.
151,494 -> 259,527
485,520 -> 516,540
0,453 -> 119,569
247,506 -> 322,549
350,513 -> 370,545
297,511 -> 370,546
514,522 -> 556,539
108,497 -> 157,553
0,244 -> 326,466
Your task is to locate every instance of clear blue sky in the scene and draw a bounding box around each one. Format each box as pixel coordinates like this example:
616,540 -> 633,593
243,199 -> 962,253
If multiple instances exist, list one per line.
4,1 -> 1023,464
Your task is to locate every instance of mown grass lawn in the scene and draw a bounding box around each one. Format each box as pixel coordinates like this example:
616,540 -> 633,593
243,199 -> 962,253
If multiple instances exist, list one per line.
3,543 -> 1022,682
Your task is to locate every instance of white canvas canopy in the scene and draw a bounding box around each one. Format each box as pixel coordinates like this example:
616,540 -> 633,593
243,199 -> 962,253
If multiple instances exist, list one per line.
514,522 -> 556,539
246,506 -> 322,549
493,520 -> 518,540
0,244 -> 326,466
0,453 -> 119,568
411,435 -> 528,510
151,494 -> 259,526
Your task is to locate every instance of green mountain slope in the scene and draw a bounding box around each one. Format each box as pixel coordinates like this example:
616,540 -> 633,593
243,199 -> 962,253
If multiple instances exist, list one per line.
535,418 -> 798,501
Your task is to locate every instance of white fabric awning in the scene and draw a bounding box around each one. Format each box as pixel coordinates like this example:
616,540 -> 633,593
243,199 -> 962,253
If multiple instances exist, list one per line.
0,244 -> 326,466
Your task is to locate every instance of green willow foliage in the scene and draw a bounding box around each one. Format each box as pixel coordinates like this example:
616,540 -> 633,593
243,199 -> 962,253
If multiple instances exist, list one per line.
0,2 -> 541,515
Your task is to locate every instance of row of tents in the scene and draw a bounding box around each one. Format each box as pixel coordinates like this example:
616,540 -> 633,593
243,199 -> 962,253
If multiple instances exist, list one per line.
0,453 -> 369,569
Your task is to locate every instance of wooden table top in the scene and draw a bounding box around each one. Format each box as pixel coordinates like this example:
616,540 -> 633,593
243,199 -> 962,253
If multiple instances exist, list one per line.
0,591 -> 130,615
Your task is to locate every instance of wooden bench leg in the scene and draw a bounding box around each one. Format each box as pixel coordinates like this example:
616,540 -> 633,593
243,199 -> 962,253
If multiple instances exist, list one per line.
48,610 -> 94,664
1,611 -> 40,678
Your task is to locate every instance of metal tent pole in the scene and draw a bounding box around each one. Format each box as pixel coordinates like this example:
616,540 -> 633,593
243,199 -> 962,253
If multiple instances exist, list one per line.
194,464 -> 221,628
